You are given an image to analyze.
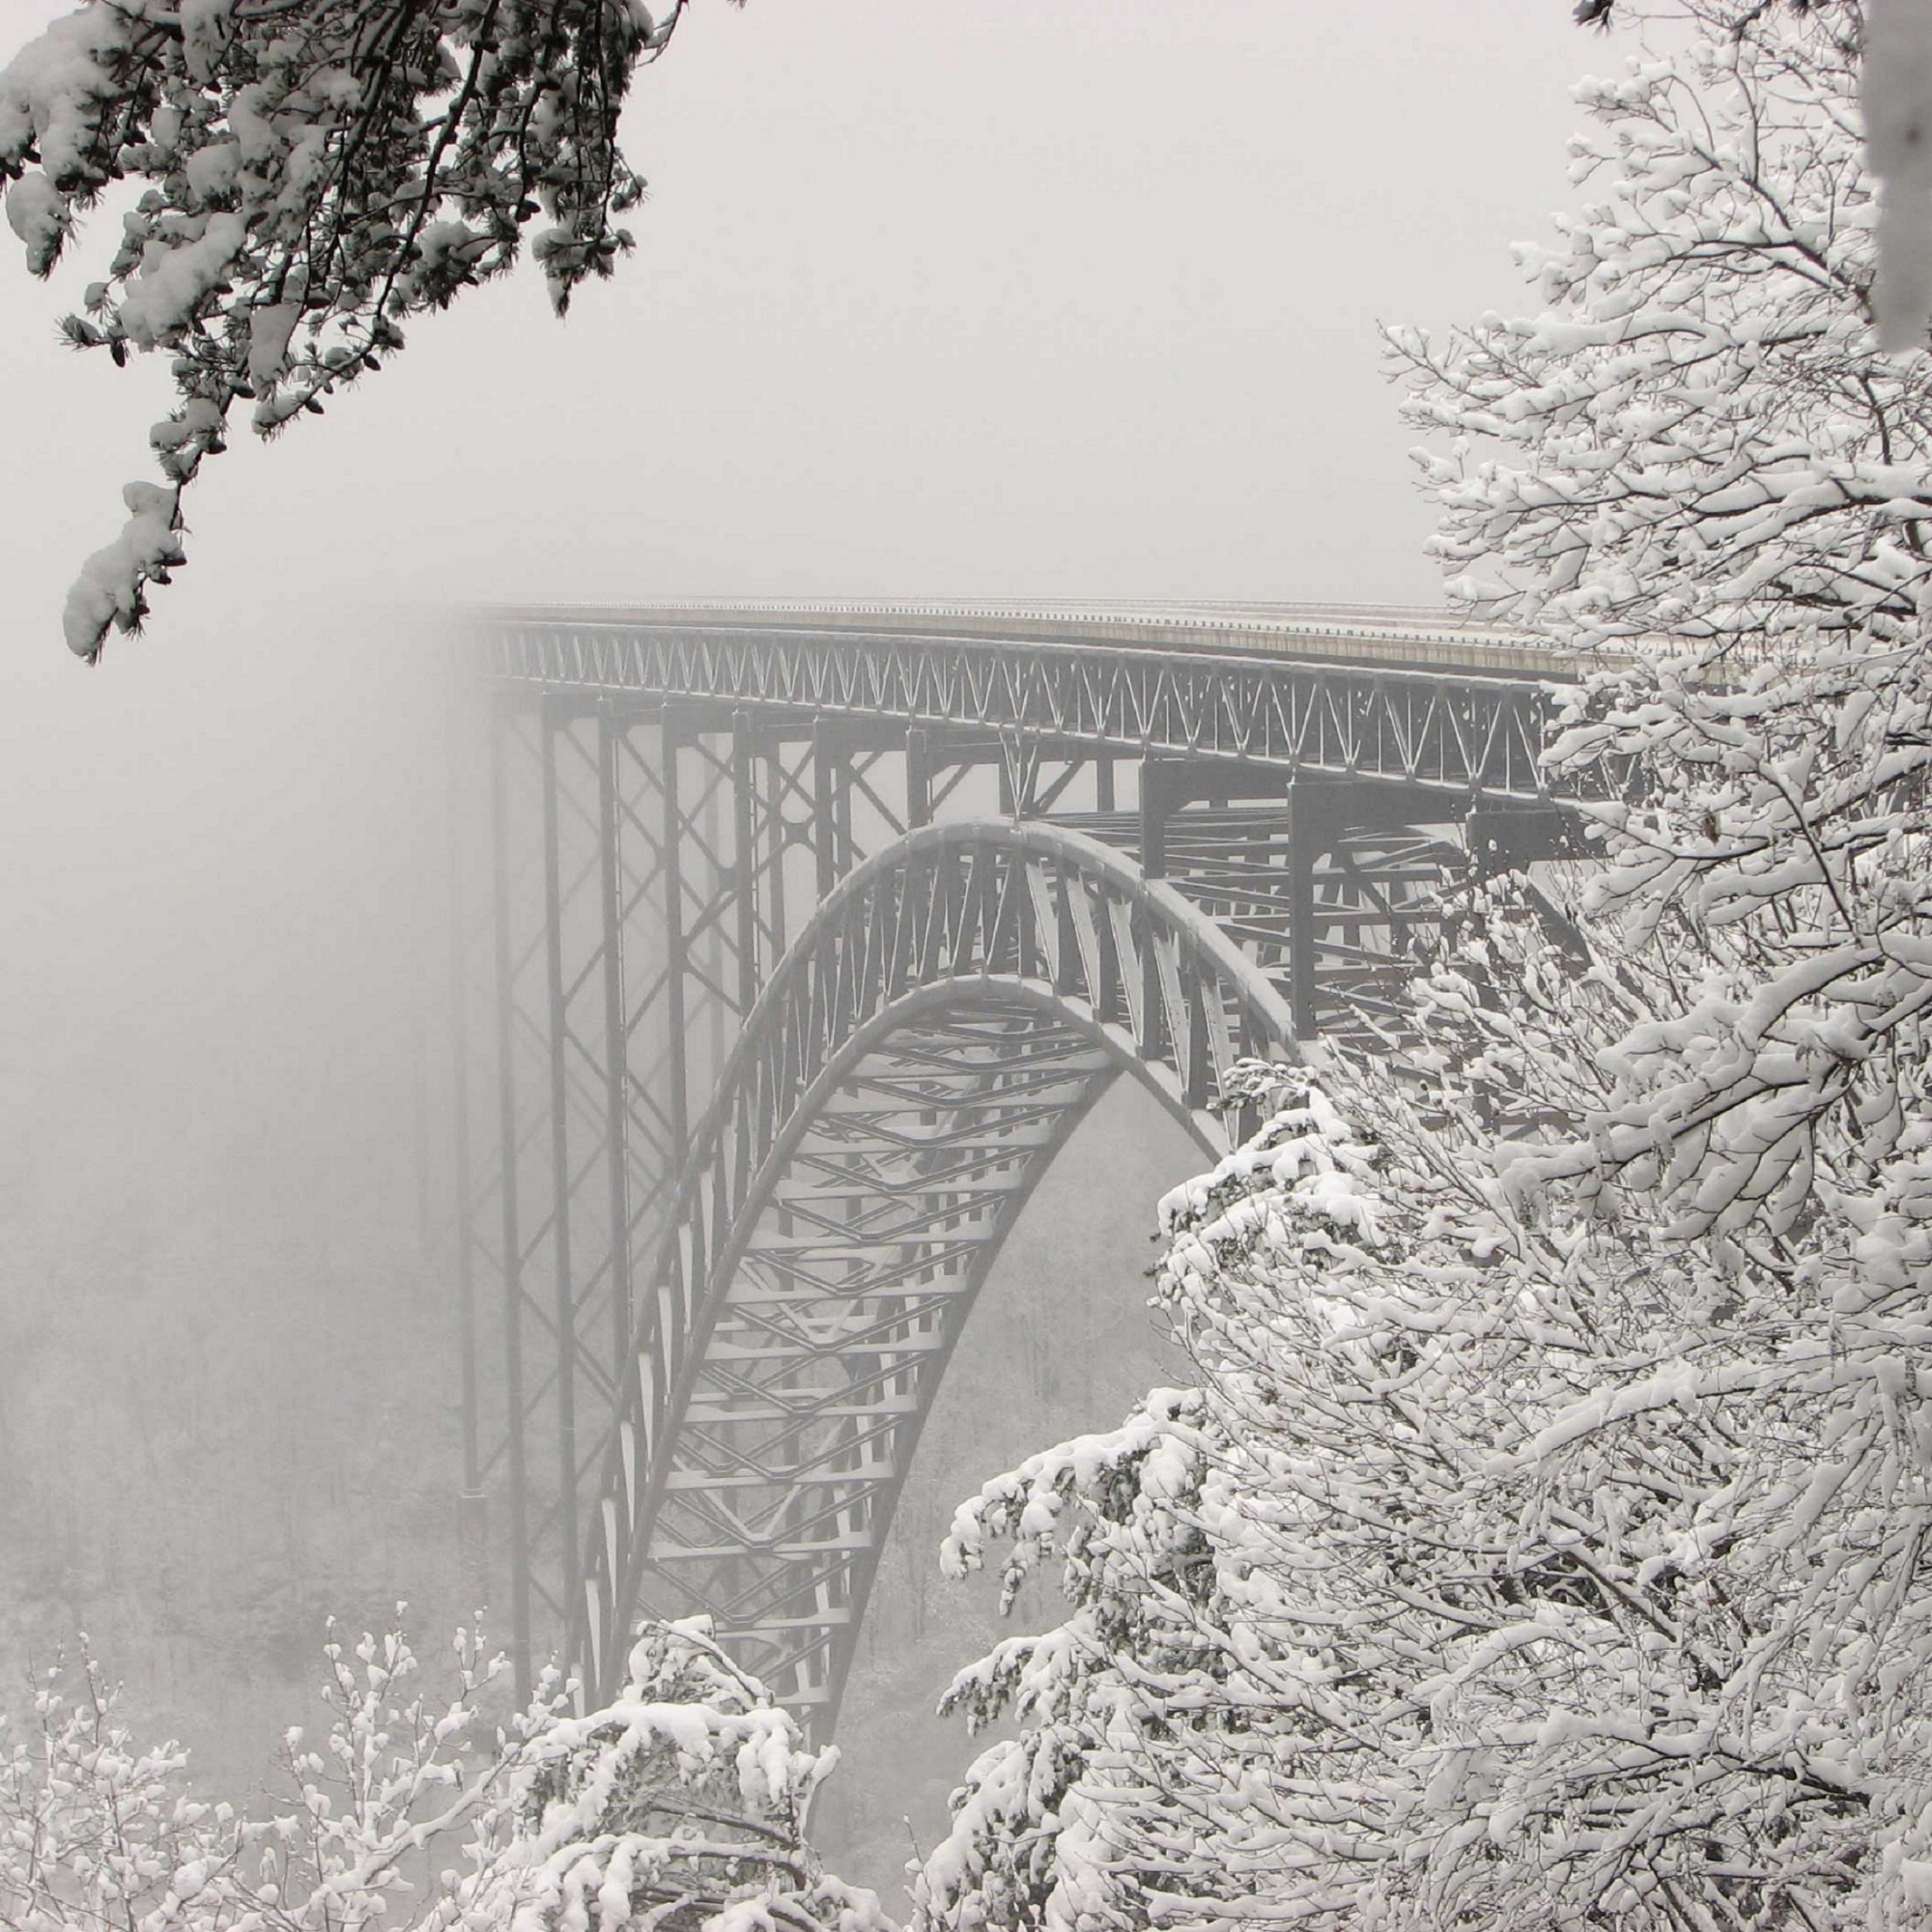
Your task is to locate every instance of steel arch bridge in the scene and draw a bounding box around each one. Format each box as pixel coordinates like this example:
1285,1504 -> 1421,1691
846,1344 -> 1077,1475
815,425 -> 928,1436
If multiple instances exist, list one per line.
449,600 -> 1585,1731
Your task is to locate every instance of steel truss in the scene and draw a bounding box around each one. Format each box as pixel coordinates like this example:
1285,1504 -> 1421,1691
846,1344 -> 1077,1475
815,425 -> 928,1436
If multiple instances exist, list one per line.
488,611 -> 1560,799
632,1009 -> 1118,1719
457,605 -> 1577,1726
574,817 -> 1295,1721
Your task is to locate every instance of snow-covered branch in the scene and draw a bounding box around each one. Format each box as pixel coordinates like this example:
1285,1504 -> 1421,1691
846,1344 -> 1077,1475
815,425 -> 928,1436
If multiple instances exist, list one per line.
917,1038 -> 1932,1927
0,1616 -> 897,1932
0,0 -> 712,659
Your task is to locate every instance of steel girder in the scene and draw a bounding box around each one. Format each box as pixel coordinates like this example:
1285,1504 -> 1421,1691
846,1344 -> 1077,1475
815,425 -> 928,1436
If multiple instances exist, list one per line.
629,1005 -> 1119,1729
484,614 -> 1558,800
1060,806 -> 1459,1041
569,818 -> 1296,1727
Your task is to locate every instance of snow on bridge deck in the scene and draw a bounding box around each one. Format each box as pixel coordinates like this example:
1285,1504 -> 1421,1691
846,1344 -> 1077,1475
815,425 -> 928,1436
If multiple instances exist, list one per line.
487,597 -> 1573,681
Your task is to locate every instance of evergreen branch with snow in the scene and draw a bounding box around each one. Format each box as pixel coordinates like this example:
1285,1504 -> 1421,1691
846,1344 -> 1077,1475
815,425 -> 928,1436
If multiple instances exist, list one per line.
0,0 -> 719,660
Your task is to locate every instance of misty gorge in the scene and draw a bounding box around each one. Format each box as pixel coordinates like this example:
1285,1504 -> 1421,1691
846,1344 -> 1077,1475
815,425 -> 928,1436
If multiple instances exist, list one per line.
11,1 -> 1925,1928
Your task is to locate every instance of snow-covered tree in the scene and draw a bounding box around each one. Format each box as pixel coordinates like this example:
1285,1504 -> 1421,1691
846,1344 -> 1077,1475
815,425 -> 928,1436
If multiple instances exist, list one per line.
466,1617 -> 895,1932
1569,0 -> 1932,351
1576,0 -> 1932,351
0,1616 -> 894,1932
0,0 -> 712,661
0,1644 -> 241,1931
913,6 -> 1932,1922
0,1616 -> 559,1930
1390,0 -> 1932,1326
248,1616 -> 564,1931
915,1032 -> 1932,1927
1398,0 -> 1918,658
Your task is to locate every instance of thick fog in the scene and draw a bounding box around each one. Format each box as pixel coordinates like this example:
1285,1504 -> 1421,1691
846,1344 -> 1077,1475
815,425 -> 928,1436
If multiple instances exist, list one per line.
1,0 -> 1604,1908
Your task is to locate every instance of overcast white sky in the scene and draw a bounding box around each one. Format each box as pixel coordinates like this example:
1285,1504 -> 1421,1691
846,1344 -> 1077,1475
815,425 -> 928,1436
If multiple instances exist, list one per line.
2,1 -> 1600,640
0,0 -> 1645,1826
0,0 -> 1603,1237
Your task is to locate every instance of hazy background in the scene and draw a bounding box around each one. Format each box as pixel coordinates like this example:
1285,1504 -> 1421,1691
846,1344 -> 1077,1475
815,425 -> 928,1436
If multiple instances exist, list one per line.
0,0 -> 1607,1907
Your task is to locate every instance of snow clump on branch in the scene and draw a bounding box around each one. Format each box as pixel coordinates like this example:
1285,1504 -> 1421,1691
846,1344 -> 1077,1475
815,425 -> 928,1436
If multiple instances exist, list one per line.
470,1616 -> 896,1932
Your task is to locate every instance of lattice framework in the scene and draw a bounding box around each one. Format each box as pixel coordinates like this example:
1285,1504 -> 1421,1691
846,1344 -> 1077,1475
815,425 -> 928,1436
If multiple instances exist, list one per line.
452,604 -> 1582,1722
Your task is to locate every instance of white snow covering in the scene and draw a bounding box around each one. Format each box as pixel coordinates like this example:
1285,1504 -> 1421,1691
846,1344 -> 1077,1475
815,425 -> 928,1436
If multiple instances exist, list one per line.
116,213 -> 248,351
149,397 -> 223,458
177,0 -> 238,85
4,169 -> 66,273
0,4 -> 127,185
62,483 -> 181,660
246,300 -> 301,396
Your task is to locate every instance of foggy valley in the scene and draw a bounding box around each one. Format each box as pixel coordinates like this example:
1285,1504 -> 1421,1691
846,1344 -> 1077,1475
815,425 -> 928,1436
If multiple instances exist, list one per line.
6,1 -> 1930,1927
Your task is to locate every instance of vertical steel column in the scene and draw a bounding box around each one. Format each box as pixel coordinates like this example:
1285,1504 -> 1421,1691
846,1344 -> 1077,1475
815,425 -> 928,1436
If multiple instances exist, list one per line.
732,713 -> 760,1015
1139,758 -> 1169,1058
662,711 -> 691,1162
412,995 -> 431,1247
1287,784 -> 1320,1041
540,703 -> 582,1643
489,696 -> 534,1702
812,717 -> 840,902
1185,965 -> 1211,1111
765,747 -> 789,965
447,701 -> 485,1586
834,737 -> 855,874
597,706 -> 634,1385
702,760 -> 729,1082
1095,754 -> 1115,814
1139,759 -> 1169,878
905,727 -> 932,829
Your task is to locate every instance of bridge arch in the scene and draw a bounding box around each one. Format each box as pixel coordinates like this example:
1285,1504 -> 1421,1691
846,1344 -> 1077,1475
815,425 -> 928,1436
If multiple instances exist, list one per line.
572,817 -> 1297,1723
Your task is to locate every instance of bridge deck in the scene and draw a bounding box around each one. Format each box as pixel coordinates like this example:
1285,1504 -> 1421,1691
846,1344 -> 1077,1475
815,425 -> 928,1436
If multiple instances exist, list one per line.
483,600 -> 1583,803
487,599 -> 1577,679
